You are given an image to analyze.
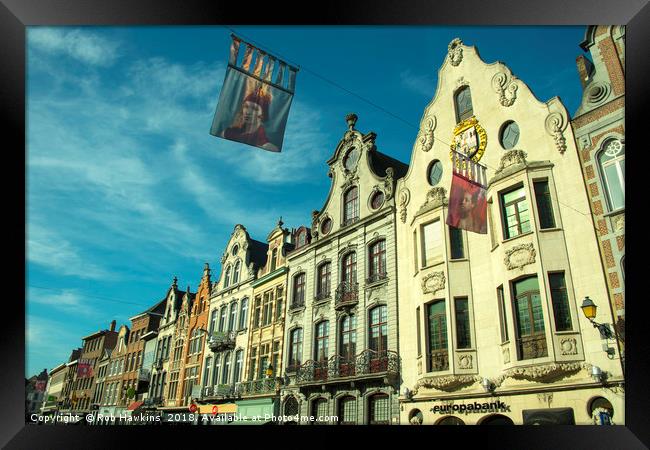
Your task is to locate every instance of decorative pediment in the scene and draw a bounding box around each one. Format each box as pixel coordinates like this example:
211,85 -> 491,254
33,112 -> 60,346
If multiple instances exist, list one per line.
495,149 -> 527,175
504,243 -> 536,271
415,187 -> 448,217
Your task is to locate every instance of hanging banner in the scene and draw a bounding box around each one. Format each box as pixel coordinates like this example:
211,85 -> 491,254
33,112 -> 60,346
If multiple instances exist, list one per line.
446,152 -> 487,234
210,35 -> 299,152
77,359 -> 93,378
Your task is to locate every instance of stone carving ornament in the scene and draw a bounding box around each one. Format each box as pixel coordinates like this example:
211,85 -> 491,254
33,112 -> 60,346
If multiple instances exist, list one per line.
417,116 -> 437,152
384,167 -> 394,200
457,354 -> 473,369
496,149 -> 527,174
415,187 -> 448,218
493,362 -> 586,387
560,337 -> 578,355
413,375 -> 479,393
398,188 -> 411,223
504,243 -> 536,270
491,71 -> 518,107
421,271 -> 446,294
447,38 -> 464,66
544,111 -> 568,154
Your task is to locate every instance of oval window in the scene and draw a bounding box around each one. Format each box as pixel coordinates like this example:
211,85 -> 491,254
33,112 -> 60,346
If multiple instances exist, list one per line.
344,147 -> 360,171
320,218 -> 332,235
500,121 -> 520,150
371,191 -> 385,209
427,160 -> 443,186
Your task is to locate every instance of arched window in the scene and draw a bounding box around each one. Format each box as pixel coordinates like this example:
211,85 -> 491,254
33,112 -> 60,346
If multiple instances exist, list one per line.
288,328 -> 303,371
338,396 -> 357,425
203,357 -> 212,386
339,314 -> 357,377
222,352 -> 232,385
284,396 -> 299,418
292,273 -> 306,307
233,261 -> 241,284
368,240 -> 387,281
343,186 -> 359,225
239,298 -> 248,330
209,309 -> 218,334
233,350 -> 243,383
454,86 -> 473,123
427,300 -> 448,372
369,393 -> 390,425
212,355 -> 221,386
313,398 -> 329,425
598,139 -> 625,211
224,266 -> 232,288
512,276 -> 547,360
342,252 -> 357,284
314,321 -> 329,361
229,302 -> 238,332
316,262 -> 331,299
218,305 -> 228,332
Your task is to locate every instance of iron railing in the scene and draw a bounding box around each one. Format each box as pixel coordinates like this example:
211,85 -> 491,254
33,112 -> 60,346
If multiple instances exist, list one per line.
517,334 -> 548,360
428,349 -> 449,372
366,271 -> 388,284
335,281 -> 359,308
208,331 -> 237,353
294,349 -> 399,384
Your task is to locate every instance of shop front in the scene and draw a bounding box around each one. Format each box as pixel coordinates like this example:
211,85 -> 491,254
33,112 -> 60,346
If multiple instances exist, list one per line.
234,397 -> 279,425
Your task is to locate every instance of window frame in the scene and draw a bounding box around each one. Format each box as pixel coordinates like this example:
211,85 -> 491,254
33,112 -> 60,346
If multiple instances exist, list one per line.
343,185 -> 360,226
454,85 -> 474,123
500,184 -> 532,240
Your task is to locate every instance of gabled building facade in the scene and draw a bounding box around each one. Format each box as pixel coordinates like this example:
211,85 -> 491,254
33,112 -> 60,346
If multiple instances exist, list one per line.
395,38 -> 623,425
199,224 -> 267,419
99,325 -> 129,420
281,114 -> 407,425
571,25 -> 625,362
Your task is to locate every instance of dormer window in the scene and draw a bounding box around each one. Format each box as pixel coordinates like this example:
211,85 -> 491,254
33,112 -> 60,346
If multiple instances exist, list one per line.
298,231 -> 306,247
271,248 -> 278,271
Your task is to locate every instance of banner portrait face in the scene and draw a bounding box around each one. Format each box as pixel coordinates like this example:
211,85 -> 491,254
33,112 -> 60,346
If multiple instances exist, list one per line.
446,173 -> 487,234
210,67 -> 293,152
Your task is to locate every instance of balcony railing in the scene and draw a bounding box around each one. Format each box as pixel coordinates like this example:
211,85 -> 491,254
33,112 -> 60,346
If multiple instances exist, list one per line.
294,349 -> 399,384
208,331 -> 237,353
335,281 -> 359,309
517,334 -> 548,360
427,349 -> 449,372
314,290 -> 331,302
366,271 -> 388,285
237,379 -> 279,396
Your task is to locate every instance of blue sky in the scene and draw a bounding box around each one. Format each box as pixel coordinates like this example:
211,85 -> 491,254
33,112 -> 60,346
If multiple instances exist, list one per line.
26,25 -> 587,376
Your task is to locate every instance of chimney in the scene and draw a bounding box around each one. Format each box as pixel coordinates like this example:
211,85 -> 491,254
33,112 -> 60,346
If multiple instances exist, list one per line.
110,320 -> 116,332
576,55 -> 594,89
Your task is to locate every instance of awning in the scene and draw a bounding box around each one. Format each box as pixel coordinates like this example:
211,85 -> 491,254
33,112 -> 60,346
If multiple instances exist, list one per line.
128,401 -> 144,411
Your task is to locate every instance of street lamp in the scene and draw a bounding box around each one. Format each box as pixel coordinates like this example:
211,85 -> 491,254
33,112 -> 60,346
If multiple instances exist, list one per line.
580,297 -> 615,339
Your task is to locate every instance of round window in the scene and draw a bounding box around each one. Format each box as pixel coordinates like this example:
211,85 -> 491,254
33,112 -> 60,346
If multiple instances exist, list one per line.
500,121 -> 520,149
371,191 -> 385,209
320,218 -> 332,235
427,160 -> 443,186
344,147 -> 360,171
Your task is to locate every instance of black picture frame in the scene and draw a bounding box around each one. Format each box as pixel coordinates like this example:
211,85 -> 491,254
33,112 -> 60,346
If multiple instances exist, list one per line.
5,0 -> 647,447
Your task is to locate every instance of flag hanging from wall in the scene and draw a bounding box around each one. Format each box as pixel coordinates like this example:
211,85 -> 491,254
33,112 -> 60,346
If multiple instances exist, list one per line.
446,151 -> 488,234
210,34 -> 299,152
77,359 -> 93,378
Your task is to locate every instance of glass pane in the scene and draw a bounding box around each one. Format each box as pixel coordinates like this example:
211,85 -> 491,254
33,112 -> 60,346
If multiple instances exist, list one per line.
450,226 -> 464,259
531,293 -> 545,333
604,163 -> 625,210
428,160 -> 443,186
503,187 -> 525,204
516,299 -> 532,336
422,221 -> 443,266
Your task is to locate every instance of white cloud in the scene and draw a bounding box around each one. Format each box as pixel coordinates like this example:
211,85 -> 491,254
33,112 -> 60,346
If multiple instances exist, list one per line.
400,69 -> 435,97
29,28 -> 120,67
28,288 -> 97,318
26,315 -> 84,374
27,224 -> 114,281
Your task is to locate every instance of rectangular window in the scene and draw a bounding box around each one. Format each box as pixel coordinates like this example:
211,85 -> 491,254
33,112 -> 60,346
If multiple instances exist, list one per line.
454,297 -> 471,349
449,226 -> 464,259
416,306 -> 422,357
262,292 -> 273,326
422,220 -> 443,267
501,185 -> 531,239
549,272 -> 573,331
533,180 -> 556,229
275,287 -> 284,321
426,300 -> 448,372
497,285 -> 508,343
512,276 -> 547,360
253,297 -> 262,329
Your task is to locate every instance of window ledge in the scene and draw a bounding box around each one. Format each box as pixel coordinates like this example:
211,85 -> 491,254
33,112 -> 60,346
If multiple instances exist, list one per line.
502,230 -> 534,245
449,258 -> 469,263
553,330 -> 578,335
538,227 -> 562,233
603,208 -> 625,218
421,260 -> 445,271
